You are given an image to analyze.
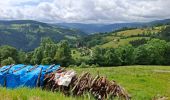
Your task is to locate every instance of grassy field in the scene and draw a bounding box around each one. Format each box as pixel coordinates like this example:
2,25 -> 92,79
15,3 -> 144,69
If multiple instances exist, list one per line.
101,37 -> 149,48
0,66 -> 170,100
93,26 -> 167,48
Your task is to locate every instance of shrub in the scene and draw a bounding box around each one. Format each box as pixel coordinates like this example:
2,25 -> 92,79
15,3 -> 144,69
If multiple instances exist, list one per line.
1,57 -> 15,66
79,62 -> 90,68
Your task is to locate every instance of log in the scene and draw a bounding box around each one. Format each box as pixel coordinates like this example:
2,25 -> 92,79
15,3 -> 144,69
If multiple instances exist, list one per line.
3,64 -> 14,87
13,65 -> 27,72
45,64 -> 55,72
27,64 -> 38,72
0,64 -> 15,73
36,67 -> 43,87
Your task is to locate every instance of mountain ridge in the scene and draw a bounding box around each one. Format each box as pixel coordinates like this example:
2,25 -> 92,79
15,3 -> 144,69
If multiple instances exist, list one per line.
57,19 -> 170,34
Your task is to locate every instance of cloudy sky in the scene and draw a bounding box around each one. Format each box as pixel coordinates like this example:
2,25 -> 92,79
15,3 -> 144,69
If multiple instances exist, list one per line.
0,0 -> 170,23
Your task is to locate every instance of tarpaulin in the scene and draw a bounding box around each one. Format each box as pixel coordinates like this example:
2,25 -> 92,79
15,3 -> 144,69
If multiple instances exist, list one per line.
0,64 -> 60,88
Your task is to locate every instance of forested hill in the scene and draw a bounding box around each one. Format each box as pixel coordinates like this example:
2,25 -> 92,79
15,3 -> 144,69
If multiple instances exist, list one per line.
0,20 -> 86,51
1,22 -> 170,66
57,19 -> 170,34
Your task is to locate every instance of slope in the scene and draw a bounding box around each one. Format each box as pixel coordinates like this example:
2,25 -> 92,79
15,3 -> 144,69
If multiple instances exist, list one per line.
0,20 -> 86,51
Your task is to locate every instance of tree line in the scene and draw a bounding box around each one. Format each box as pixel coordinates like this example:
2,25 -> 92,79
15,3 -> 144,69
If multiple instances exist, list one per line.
0,37 -> 71,66
91,39 -> 170,66
0,37 -> 170,67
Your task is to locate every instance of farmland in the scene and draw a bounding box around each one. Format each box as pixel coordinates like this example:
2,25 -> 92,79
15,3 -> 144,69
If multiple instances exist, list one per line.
0,65 -> 170,100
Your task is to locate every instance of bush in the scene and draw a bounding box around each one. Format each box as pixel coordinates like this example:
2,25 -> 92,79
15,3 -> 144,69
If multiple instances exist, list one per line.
79,62 -> 90,68
68,65 -> 77,68
91,64 -> 99,68
41,57 -> 53,65
1,57 -> 15,66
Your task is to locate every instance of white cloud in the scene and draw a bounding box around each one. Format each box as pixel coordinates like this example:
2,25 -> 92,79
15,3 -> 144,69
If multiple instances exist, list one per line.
0,0 -> 170,23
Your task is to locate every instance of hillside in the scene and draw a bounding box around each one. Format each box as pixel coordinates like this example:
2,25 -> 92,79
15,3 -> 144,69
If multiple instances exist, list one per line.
82,25 -> 168,48
0,20 -> 86,51
0,19 -> 170,51
71,25 -> 170,62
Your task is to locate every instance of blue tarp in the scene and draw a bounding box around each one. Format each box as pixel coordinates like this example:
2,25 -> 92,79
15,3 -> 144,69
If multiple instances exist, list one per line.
0,64 -> 60,88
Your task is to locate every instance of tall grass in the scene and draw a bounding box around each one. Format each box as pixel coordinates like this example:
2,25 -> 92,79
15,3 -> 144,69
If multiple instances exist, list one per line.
0,87 -> 83,100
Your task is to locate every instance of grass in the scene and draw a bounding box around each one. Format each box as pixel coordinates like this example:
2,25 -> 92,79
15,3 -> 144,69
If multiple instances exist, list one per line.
115,28 -> 160,37
96,26 -> 167,48
0,87 -> 82,100
101,37 -> 149,48
74,66 -> 170,100
0,66 -> 170,100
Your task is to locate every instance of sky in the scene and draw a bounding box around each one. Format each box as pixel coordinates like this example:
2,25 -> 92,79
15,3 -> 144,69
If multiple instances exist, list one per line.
0,0 -> 170,23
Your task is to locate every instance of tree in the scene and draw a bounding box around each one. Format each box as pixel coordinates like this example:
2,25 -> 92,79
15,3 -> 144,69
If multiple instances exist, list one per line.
40,37 -> 57,59
146,39 -> 167,65
116,45 -> 135,65
41,57 -> 53,65
54,40 -> 72,66
0,45 -> 18,63
91,47 -> 106,66
31,37 -> 57,64
134,45 -> 151,65
17,50 -> 26,64
1,57 -> 15,66
134,39 -> 167,65
31,47 -> 43,64
164,42 -> 170,65
25,52 -> 34,64
159,26 -> 170,41
104,48 -> 121,66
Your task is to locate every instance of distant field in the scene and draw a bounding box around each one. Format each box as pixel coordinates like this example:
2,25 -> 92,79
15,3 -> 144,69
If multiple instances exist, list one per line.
95,26 -> 167,48
101,37 -> 149,48
0,66 -> 170,100
115,26 -> 163,37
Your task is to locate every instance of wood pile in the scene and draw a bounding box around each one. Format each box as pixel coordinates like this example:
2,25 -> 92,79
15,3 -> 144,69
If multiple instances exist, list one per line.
43,68 -> 131,100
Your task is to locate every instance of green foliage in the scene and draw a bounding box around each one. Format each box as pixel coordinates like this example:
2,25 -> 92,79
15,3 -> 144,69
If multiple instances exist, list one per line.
104,48 -> 121,66
31,47 -> 43,64
91,47 -> 122,66
91,47 -> 106,66
41,57 -> 53,65
1,57 -> 15,66
116,45 -> 135,65
89,38 -> 170,66
1,24 -> 170,67
158,26 -> 170,41
134,45 -> 151,65
0,45 -> 18,62
25,52 -> 33,64
54,40 -> 72,66
31,37 -> 57,65
17,51 -> 26,64
40,37 -> 58,59
79,62 -> 90,68
134,39 -> 168,65
164,43 -> 170,65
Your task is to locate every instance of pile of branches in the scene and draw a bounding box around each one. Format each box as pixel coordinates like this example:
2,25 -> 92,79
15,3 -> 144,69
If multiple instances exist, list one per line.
43,68 -> 130,100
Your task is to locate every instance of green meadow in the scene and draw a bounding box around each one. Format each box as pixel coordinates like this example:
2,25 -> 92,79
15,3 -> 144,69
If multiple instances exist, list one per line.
0,66 -> 170,100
